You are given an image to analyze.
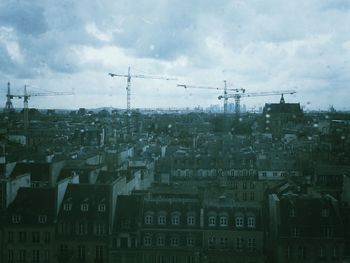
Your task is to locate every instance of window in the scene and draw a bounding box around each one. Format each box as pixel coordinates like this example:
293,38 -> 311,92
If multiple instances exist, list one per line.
12,215 -> 21,223
208,216 -> 216,226
145,215 -> 153,225
262,172 -> 267,177
44,250 -> 50,263
243,182 -> 247,189
172,214 -> 180,225
250,192 -> 255,201
187,215 -> 195,225
59,222 -> 70,234
319,246 -> 325,259
248,238 -> 256,251
95,223 -> 105,235
77,222 -> 87,235
95,246 -> 103,260
187,237 -> 194,247
8,231 -> 14,243
171,236 -> 179,247
121,218 -> 130,228
321,208 -> 329,217
158,215 -> 166,225
236,237 -> 244,251
220,237 -> 228,249
247,217 -> 256,228
233,181 -> 238,189
8,249 -> 14,263
81,203 -> 89,211
19,250 -> 26,263
32,232 -> 40,243
298,246 -> 306,260
19,231 -> 27,243
63,203 -> 72,211
208,236 -> 216,249
243,192 -> 247,201
38,215 -> 47,223
186,256 -> 194,263
98,204 -> 106,212
44,232 -> 51,243
144,236 -> 152,246
220,216 -> 228,226
235,216 -> 244,227
286,245 -> 292,260
291,227 -> 299,237
323,227 -> 333,238
78,245 -> 86,261
289,207 -> 295,217
250,181 -> 255,189
157,236 -> 165,246
32,250 -> 40,263
273,172 -> 278,177
60,244 -> 68,258
332,246 -> 338,259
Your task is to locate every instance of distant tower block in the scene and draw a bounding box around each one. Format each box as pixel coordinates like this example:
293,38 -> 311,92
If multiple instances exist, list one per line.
5,82 -> 14,112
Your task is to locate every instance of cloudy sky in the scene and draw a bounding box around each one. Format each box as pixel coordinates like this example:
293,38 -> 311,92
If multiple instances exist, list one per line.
1,0 -> 350,111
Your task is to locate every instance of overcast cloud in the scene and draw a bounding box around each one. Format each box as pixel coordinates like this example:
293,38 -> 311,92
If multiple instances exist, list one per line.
0,0 -> 349,110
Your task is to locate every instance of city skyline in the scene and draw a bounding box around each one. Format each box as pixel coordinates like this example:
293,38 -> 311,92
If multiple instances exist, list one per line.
1,0 -> 350,110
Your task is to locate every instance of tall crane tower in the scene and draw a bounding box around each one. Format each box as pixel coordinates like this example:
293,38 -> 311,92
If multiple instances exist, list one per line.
177,81 -> 245,114
4,82 -> 14,112
7,85 -> 73,133
219,89 -> 296,119
109,66 -> 177,133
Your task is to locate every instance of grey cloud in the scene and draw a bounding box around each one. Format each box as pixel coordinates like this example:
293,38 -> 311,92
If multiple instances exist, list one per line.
0,1 -> 47,35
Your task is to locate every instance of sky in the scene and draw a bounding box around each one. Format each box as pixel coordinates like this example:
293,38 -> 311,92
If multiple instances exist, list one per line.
0,0 -> 350,111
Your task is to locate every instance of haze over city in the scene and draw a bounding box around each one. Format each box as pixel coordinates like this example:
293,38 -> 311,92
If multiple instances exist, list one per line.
1,0 -> 350,110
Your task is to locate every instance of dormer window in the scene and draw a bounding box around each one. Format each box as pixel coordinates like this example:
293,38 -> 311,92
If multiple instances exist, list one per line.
158,215 -> 166,225
247,216 -> 256,228
187,215 -> 195,225
289,207 -> 295,217
98,204 -> 106,212
208,216 -> 216,226
12,215 -> 21,224
38,215 -> 47,224
321,208 -> 329,217
235,216 -> 244,227
171,214 -> 180,225
219,216 -> 228,227
81,204 -> 89,212
63,203 -> 72,211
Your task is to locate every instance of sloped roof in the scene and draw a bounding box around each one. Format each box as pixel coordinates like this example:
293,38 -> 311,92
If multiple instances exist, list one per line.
7,187 -> 56,225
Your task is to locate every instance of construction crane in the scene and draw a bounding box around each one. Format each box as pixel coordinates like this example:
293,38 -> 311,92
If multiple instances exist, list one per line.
218,89 -> 296,118
109,66 -> 177,133
4,82 -> 14,112
177,81 -> 245,114
6,83 -> 74,133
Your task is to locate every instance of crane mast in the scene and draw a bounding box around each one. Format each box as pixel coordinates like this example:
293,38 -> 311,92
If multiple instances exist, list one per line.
218,89 -> 296,118
177,82 -> 245,114
109,66 -> 177,134
4,84 -> 74,136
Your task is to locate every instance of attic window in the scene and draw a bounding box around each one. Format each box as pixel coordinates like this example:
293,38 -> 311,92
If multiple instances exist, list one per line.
321,208 -> 330,217
38,215 -> 47,224
98,204 -> 106,212
64,203 -> 72,211
12,215 -> 21,224
81,204 -> 89,212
